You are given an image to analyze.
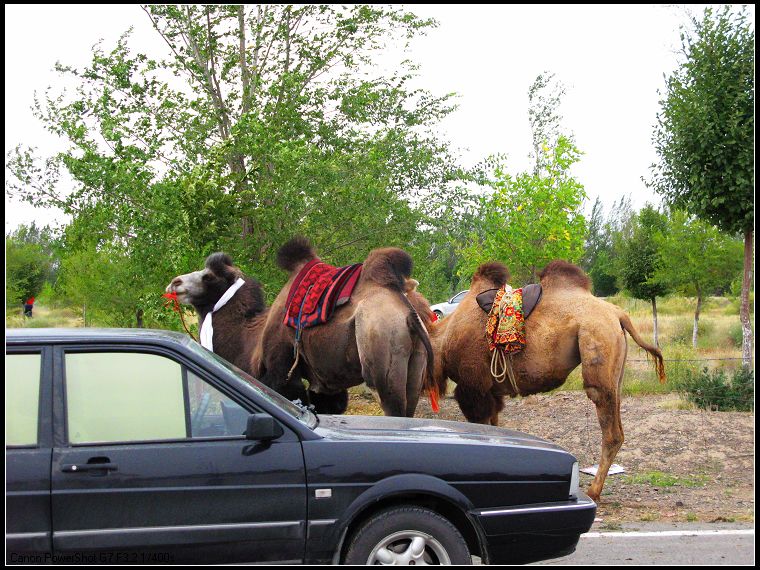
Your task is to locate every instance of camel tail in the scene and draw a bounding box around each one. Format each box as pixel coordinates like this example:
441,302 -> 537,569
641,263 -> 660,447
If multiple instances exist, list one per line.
619,311 -> 666,384
404,303 -> 438,399
277,237 -> 317,273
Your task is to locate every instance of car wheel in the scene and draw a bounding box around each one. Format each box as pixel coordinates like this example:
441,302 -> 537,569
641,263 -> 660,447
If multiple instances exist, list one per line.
433,310 -> 444,319
343,505 -> 472,565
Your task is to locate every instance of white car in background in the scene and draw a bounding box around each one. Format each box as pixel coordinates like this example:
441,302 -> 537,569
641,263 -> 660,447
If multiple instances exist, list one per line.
430,290 -> 468,318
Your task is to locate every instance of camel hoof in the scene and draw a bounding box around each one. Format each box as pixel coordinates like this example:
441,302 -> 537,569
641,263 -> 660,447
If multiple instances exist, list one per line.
586,487 -> 601,502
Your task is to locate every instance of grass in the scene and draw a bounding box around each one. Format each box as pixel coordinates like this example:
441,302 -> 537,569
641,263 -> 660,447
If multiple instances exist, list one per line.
621,471 -> 710,488
6,304 -> 83,329
686,512 -> 698,522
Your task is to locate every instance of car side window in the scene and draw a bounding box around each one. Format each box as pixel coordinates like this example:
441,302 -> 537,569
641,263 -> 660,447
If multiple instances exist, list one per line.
6,353 -> 42,446
188,370 -> 249,437
451,291 -> 467,303
65,352 -> 187,444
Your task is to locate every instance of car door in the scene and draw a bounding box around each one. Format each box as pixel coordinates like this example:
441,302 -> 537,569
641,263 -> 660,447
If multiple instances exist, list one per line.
6,346 -> 53,563
50,345 -> 307,564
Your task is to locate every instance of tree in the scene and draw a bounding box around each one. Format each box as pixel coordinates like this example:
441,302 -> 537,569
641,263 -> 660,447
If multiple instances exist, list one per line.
649,6 -> 754,364
6,5 -> 464,325
5,223 -> 59,307
581,197 -> 619,297
656,210 -> 743,348
461,135 -> 587,284
618,205 -> 670,347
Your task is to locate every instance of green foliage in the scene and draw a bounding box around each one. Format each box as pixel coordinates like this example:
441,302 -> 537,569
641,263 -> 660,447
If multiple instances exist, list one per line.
5,223 -> 59,306
649,6 -> 754,235
6,5 -> 468,321
460,136 -> 587,284
618,205 -> 670,301
675,366 -> 754,412
655,210 -> 743,298
581,197 -> 619,296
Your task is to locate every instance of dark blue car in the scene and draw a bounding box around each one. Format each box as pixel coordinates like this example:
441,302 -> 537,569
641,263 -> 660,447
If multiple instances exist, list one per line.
6,328 -> 595,565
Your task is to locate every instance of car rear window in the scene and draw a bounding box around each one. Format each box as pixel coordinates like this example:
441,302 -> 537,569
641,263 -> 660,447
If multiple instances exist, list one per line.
6,353 -> 42,446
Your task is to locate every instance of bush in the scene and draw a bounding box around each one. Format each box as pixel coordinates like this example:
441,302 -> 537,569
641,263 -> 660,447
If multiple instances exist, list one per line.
669,318 -> 714,346
728,322 -> 744,348
675,367 -> 754,412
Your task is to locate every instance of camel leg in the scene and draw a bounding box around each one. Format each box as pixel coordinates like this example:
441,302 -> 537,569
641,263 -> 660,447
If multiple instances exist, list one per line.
404,346 -> 427,417
488,388 -> 505,426
580,332 -> 627,502
454,384 -> 498,425
308,389 -> 349,414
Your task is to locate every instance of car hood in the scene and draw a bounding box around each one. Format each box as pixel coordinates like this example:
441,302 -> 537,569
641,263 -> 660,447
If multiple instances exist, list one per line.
314,414 -> 567,453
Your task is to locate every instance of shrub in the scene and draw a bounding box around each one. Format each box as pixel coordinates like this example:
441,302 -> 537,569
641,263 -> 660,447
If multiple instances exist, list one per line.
728,322 -> 744,348
675,367 -> 754,412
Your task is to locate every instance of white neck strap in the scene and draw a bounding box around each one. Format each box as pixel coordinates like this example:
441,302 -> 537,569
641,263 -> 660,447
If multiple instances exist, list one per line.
200,277 -> 245,351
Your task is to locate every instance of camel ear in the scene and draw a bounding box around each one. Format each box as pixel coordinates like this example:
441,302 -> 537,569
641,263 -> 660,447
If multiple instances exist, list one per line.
405,278 -> 419,293
206,252 -> 235,273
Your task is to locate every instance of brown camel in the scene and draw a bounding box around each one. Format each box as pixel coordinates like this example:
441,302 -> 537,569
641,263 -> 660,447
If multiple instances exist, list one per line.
253,237 -> 435,417
166,253 -> 268,376
424,260 -> 665,501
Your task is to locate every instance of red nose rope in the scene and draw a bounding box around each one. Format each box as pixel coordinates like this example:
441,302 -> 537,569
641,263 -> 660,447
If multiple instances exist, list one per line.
162,292 -> 198,342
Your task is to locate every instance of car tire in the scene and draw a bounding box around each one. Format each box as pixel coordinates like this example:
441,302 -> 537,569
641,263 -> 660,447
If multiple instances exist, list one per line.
433,310 -> 444,319
343,505 -> 472,565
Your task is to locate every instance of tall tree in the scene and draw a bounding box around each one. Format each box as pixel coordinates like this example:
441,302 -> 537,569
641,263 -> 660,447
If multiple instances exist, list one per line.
581,197 -> 619,297
5,223 -> 59,306
619,205 -> 670,347
527,71 -> 566,175
655,209 -> 743,348
648,6 -> 754,365
6,5 -> 464,325
461,135 -> 587,284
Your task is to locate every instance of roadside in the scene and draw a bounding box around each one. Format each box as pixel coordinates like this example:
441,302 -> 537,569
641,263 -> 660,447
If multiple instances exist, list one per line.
530,523 -> 755,565
349,389 -> 755,525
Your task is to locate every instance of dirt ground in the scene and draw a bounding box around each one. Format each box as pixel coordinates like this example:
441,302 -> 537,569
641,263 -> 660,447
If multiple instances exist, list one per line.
347,390 -> 755,527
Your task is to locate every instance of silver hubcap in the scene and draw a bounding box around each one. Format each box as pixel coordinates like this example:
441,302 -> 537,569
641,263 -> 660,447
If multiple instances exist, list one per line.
368,530 -> 451,565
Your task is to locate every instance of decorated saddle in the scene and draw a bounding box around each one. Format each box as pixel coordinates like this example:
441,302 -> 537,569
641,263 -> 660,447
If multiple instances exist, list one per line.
477,283 -> 543,354
284,258 -> 363,332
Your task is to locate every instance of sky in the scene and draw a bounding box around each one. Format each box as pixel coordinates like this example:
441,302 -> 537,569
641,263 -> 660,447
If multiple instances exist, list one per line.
4,3 -> 749,232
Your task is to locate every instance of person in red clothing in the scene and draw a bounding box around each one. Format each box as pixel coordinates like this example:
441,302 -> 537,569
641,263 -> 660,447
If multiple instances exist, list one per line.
23,296 -> 35,318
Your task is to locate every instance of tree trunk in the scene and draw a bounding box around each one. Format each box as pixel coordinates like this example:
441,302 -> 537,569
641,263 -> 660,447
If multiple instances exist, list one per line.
740,229 -> 754,367
692,285 -> 702,349
136,308 -> 144,329
651,297 -> 659,348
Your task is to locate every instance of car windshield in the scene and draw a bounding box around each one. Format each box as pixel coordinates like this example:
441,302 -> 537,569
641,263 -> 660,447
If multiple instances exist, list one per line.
186,341 -> 318,429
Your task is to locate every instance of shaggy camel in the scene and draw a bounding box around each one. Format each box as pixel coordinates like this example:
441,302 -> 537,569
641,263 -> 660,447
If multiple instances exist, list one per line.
425,260 -> 666,501
253,237 -> 435,417
166,253 -> 269,375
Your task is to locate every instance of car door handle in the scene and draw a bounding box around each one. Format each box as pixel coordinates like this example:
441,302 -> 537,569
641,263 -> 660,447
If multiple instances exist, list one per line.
62,463 -> 118,473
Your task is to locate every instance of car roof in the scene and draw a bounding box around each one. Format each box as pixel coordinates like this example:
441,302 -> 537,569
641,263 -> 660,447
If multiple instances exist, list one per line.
5,327 -> 192,346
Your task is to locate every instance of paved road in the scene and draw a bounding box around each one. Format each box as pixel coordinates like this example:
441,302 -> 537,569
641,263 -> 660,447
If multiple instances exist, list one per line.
529,523 -> 754,565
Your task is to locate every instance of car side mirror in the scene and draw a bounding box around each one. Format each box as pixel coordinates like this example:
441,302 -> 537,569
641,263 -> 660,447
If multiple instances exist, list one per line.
245,413 -> 284,441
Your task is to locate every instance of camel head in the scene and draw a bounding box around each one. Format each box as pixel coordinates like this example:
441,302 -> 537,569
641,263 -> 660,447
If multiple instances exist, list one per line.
166,252 -> 248,311
470,262 -> 510,294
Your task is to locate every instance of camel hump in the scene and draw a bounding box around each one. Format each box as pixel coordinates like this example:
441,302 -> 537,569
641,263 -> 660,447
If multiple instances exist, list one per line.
362,247 -> 413,291
277,237 -> 317,273
473,262 -> 510,287
205,252 -> 234,272
538,260 -> 592,291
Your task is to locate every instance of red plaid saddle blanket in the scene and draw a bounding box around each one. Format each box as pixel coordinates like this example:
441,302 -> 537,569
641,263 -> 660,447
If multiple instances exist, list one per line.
284,259 -> 363,331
